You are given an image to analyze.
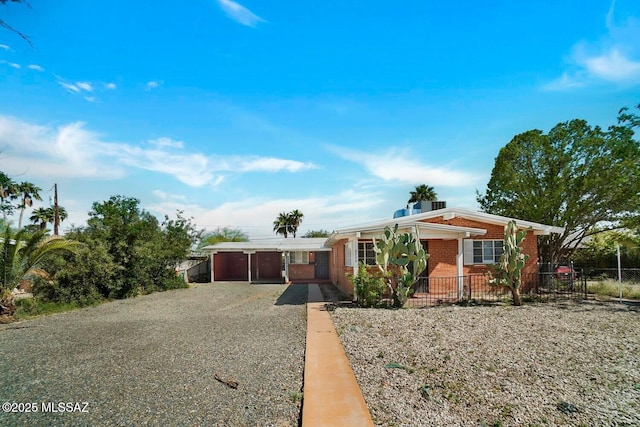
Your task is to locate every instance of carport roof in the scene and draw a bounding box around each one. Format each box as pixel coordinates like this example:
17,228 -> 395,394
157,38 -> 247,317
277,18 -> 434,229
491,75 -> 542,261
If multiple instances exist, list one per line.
202,237 -> 330,253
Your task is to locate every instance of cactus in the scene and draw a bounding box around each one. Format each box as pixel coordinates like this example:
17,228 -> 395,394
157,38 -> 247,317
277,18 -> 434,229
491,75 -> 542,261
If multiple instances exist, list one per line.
373,224 -> 429,308
489,220 -> 530,306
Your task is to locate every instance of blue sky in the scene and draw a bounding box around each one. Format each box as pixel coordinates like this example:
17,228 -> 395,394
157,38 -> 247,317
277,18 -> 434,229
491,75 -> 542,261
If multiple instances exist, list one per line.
1,0 -> 639,239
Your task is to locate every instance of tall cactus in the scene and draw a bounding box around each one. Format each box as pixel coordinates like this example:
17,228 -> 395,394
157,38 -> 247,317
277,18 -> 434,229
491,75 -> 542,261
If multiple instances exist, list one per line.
373,224 -> 429,308
490,220 -> 530,306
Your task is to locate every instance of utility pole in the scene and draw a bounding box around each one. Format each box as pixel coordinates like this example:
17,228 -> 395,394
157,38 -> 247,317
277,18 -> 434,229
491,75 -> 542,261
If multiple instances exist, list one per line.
54,183 -> 59,236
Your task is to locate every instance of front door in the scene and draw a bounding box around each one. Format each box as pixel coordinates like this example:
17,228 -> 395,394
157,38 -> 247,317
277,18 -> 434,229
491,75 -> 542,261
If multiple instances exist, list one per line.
314,252 -> 329,279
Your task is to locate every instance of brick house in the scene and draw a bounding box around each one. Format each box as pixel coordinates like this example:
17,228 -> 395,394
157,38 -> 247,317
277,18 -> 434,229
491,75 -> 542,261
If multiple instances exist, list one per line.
325,207 -> 564,297
203,206 -> 563,299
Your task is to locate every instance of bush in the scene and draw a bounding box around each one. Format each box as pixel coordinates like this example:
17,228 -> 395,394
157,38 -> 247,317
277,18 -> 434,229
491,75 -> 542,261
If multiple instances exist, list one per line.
349,263 -> 385,307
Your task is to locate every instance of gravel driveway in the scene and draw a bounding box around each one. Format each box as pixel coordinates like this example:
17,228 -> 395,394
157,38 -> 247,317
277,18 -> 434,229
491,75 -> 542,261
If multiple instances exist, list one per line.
0,282 -> 307,427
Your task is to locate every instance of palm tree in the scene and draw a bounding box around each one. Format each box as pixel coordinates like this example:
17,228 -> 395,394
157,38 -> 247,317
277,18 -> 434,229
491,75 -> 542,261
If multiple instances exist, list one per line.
15,181 -> 42,230
288,209 -> 304,238
408,184 -> 437,205
29,207 -> 68,231
273,212 -> 290,238
0,172 -> 17,224
0,225 -> 80,315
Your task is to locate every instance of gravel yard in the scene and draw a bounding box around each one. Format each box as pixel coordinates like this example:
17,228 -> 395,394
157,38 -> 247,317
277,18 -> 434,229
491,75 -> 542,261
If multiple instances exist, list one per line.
0,282 -> 307,427
332,301 -> 640,427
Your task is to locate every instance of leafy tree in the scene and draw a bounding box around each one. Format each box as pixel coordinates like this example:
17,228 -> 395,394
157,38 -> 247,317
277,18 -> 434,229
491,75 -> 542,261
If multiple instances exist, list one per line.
408,184 -> 437,205
302,229 -> 331,238
477,105 -> 640,265
572,229 -> 640,269
15,181 -> 42,230
198,227 -> 248,248
84,196 -> 196,298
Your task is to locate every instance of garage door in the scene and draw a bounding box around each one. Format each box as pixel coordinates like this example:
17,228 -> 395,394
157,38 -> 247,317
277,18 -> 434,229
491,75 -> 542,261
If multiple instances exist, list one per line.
214,252 -> 248,281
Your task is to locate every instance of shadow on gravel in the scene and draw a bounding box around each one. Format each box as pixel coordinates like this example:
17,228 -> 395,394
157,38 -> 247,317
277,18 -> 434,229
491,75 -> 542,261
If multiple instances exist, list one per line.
275,284 -> 308,305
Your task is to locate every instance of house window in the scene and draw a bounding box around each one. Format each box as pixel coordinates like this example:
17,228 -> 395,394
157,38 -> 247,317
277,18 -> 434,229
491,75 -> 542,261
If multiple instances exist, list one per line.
345,242 -> 354,267
358,242 -> 377,266
290,251 -> 309,264
473,240 -> 503,264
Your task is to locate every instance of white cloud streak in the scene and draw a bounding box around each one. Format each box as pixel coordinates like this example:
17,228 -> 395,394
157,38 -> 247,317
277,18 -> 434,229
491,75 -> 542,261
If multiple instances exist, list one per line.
217,0 -> 266,28
329,145 -> 477,187
146,80 -> 163,90
27,64 -> 44,72
0,44 -> 9,50
0,115 -> 318,187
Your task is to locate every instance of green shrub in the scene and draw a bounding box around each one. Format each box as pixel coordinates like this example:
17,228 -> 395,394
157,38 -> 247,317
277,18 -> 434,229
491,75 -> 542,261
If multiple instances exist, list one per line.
349,263 -> 385,307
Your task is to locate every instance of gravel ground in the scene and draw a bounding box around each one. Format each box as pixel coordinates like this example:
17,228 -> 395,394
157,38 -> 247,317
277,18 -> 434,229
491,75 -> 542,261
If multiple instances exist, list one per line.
332,301 -> 640,427
0,282 -> 307,427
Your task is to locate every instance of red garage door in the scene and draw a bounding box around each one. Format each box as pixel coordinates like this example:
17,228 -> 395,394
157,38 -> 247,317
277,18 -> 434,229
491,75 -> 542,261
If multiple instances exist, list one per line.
214,252 -> 248,281
251,252 -> 282,282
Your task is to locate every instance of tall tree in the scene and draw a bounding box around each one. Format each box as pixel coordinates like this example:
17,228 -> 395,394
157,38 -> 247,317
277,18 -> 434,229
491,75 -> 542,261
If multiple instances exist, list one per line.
302,229 -> 331,238
29,206 -> 68,231
0,172 -> 16,224
477,105 -> 640,265
273,211 -> 290,238
15,181 -> 42,230
288,209 -> 304,238
408,184 -> 437,204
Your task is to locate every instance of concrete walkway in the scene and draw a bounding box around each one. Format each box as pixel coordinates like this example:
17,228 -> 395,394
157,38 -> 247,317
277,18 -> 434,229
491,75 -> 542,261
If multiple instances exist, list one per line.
302,284 -> 374,427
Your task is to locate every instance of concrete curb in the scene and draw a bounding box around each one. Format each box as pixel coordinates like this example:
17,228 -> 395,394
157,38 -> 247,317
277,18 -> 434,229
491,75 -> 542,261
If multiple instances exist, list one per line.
302,284 -> 374,427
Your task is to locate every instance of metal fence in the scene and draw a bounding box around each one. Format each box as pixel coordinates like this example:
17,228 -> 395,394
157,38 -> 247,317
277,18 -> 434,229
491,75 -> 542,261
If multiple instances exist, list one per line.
407,271 -> 588,308
580,268 -> 640,283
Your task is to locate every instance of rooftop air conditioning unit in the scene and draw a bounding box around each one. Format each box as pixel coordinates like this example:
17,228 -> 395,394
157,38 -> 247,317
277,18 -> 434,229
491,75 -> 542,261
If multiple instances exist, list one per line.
415,200 -> 446,212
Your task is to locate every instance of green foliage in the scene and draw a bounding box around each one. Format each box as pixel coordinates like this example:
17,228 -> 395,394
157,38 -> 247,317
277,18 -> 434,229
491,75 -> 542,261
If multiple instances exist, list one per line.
488,220 -> 530,306
373,224 -> 429,308
348,263 -> 385,307
408,184 -> 437,204
572,229 -> 640,268
46,196 -> 197,300
198,227 -> 248,248
302,229 -> 331,238
273,210 -> 304,238
477,105 -> 640,265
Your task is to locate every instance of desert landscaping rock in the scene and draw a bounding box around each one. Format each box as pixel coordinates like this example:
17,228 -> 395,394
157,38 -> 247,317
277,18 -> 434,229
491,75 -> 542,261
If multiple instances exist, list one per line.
332,301 -> 640,427
0,282 -> 306,426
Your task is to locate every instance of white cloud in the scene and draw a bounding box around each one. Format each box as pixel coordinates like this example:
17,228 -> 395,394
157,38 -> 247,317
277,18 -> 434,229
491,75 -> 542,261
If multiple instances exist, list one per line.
27,64 -> 44,72
0,115 -> 318,187
58,81 -> 81,93
76,81 -> 93,92
149,137 -> 184,149
234,157 -> 316,173
0,44 -> 9,50
329,145 -> 477,187
217,0 -> 266,28
146,80 -> 163,90
1,60 -> 21,69
545,1 -> 640,89
148,190 -> 384,239
104,82 -> 116,90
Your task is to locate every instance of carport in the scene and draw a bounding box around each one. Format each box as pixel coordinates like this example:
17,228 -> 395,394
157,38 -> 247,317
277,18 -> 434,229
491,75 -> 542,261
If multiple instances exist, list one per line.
203,238 -> 331,284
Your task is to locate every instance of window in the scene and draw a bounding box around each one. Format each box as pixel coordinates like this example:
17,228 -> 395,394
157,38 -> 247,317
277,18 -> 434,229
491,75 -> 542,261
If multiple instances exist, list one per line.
290,251 -> 309,264
345,242 -> 354,267
473,240 -> 503,264
358,242 -> 377,266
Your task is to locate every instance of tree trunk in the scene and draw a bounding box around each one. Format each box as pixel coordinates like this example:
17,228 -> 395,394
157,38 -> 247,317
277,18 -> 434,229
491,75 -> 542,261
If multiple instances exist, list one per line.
511,286 -> 522,306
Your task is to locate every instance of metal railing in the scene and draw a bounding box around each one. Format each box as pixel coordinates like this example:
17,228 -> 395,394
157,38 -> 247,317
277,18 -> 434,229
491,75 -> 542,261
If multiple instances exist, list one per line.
407,271 -> 588,307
